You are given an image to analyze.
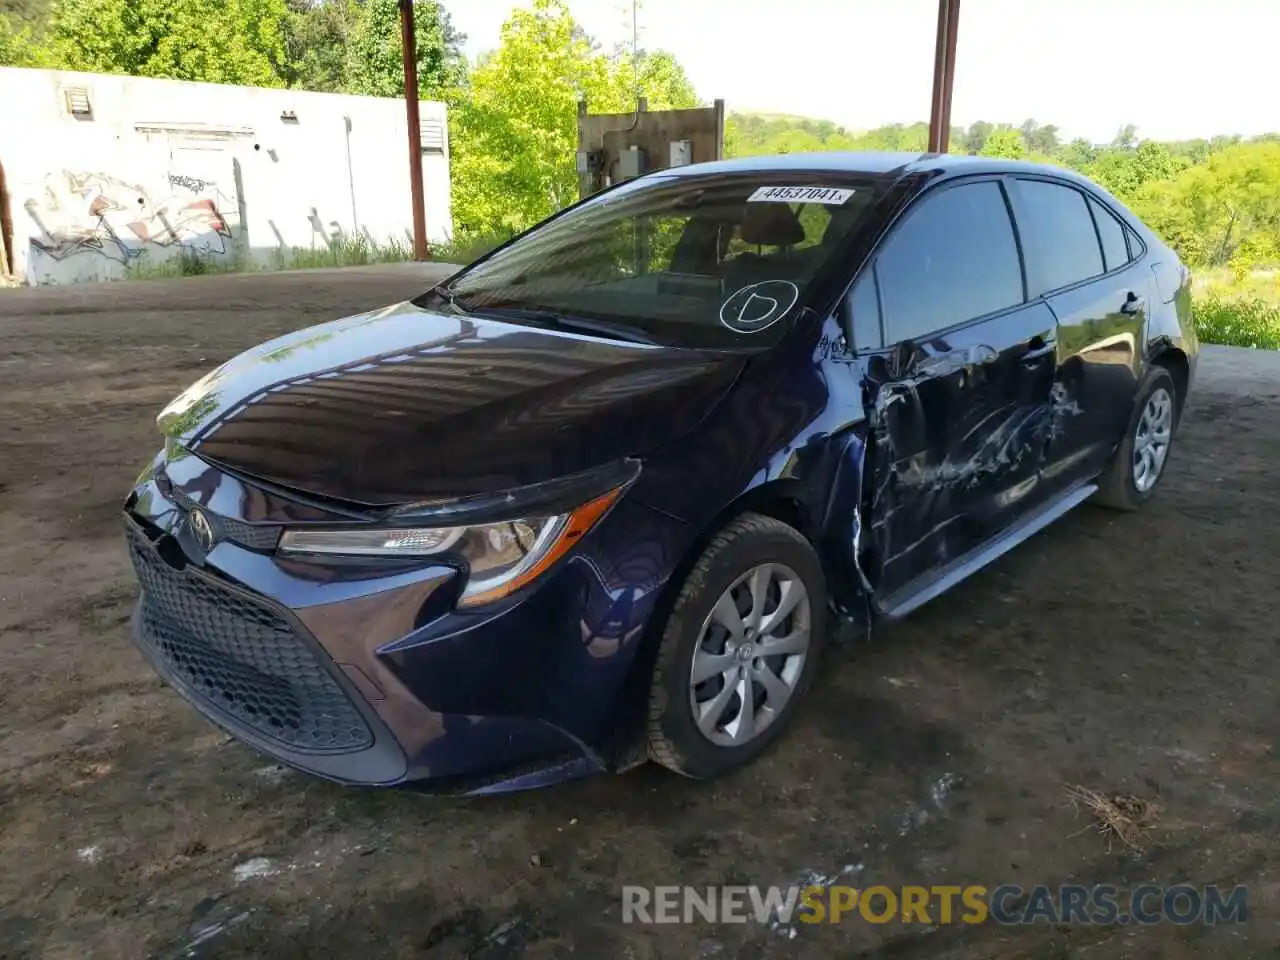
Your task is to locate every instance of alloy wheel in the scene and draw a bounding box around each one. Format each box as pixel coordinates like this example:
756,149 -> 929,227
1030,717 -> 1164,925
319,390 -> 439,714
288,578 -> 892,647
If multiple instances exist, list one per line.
1132,386 -> 1173,493
688,562 -> 811,747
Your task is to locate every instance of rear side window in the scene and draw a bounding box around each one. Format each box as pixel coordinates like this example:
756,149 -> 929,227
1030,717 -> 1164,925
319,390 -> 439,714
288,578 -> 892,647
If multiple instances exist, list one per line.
1089,196 -> 1130,272
875,181 -> 1023,344
1011,179 -> 1104,295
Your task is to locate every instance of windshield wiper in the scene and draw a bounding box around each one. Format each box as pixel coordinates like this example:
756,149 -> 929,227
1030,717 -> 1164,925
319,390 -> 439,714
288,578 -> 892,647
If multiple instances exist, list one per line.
469,305 -> 658,346
425,284 -> 469,315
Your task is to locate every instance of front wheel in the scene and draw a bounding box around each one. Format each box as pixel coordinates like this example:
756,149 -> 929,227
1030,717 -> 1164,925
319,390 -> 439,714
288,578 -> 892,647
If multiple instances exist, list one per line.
1093,365 -> 1178,511
646,513 -> 828,779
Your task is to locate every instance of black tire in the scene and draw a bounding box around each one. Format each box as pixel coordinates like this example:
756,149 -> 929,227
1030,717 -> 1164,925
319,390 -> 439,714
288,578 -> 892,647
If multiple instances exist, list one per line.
646,512 -> 828,779
1093,364 -> 1179,511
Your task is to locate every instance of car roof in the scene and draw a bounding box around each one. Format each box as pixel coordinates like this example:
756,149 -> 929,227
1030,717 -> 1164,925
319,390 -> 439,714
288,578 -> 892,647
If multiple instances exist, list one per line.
660,151 -> 1098,191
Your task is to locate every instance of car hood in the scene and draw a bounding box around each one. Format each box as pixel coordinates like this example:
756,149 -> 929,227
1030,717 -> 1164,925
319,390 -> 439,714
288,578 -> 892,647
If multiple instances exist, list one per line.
158,301 -> 743,506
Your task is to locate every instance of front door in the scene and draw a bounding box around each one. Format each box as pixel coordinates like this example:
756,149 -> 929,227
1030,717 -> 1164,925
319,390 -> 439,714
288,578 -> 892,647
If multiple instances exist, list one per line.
855,178 -> 1059,600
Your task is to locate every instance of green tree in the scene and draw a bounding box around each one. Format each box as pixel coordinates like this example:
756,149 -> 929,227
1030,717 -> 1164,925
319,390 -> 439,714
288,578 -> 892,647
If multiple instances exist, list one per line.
979,127 -> 1026,159
44,0 -> 291,86
0,0 -> 50,32
1019,118 -> 1060,154
449,0 -> 696,237
850,122 -> 930,152
1059,137 -> 1098,170
1111,123 -> 1139,150
449,0 -> 606,236
0,12 -> 34,63
1131,142 -> 1280,267
282,0 -> 360,92
1087,140 -> 1187,201
343,0 -> 465,99
595,49 -> 697,112
963,120 -> 993,154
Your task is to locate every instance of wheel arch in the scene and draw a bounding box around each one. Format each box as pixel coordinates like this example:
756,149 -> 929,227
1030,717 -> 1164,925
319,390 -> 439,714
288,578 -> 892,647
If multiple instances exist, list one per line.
1148,343 -> 1191,421
600,480 -> 821,770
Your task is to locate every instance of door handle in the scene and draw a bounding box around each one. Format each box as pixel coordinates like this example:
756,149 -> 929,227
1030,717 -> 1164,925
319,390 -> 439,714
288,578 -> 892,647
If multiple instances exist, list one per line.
1022,335 -> 1057,363
1120,291 -> 1145,315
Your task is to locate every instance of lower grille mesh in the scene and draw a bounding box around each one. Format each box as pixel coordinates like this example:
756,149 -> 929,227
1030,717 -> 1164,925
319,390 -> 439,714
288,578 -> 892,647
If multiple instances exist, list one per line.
127,525 -> 372,754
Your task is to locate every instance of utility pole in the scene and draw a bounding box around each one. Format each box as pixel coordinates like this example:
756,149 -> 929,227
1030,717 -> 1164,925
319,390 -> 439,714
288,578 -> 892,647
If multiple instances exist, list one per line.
399,0 -> 429,260
927,0 -> 961,154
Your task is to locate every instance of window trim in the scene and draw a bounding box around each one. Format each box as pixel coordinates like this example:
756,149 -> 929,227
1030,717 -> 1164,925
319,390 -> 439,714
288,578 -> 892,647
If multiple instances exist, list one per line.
866,174 -> 1030,348
1085,192 -> 1132,275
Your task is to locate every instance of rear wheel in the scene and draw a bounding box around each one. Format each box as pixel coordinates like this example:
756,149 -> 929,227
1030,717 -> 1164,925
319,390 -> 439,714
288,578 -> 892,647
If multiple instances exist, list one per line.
646,513 -> 827,779
1093,365 -> 1178,511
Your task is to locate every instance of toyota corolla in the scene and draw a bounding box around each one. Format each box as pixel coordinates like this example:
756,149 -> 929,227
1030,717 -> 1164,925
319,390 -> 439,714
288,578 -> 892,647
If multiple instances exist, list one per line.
123,152 -> 1197,792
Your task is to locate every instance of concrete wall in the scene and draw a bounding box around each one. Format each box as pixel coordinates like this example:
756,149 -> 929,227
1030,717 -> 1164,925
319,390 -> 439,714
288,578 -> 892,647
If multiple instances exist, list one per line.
0,67 -> 452,285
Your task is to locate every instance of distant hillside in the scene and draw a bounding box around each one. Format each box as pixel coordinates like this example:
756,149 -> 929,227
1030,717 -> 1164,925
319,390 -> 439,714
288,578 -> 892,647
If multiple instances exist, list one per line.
725,112 -> 934,157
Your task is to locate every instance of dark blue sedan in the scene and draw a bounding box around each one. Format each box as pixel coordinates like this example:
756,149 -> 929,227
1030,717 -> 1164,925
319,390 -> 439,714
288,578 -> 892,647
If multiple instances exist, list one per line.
123,152 -> 1197,792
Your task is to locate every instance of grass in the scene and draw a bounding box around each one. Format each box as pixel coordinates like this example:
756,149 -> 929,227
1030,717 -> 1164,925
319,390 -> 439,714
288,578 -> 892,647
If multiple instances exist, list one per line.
269,234 -> 413,271
117,229 -> 514,284
1192,266 -> 1280,349
427,230 -> 514,265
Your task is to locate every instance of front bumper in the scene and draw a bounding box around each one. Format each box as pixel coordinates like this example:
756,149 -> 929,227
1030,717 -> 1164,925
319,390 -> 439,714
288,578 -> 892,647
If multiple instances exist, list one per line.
127,515 -> 410,783
122,452 -> 686,790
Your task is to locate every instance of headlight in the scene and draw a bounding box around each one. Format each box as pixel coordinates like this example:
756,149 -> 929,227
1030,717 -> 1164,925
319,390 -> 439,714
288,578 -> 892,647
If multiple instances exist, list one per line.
277,487 -> 623,607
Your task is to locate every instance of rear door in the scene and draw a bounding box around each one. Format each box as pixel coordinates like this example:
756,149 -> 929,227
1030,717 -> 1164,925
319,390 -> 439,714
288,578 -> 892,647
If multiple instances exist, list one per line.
858,178 -> 1059,600
1005,177 -> 1149,492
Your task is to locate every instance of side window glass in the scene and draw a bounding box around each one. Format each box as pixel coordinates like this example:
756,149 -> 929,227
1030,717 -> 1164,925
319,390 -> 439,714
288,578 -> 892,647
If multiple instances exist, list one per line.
876,181 -> 1023,344
1013,179 -> 1104,295
847,270 -> 882,350
1089,196 -> 1130,272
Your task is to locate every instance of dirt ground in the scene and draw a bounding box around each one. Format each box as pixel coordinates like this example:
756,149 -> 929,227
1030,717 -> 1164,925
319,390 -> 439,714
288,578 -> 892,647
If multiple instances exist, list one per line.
1,266 -> 1279,960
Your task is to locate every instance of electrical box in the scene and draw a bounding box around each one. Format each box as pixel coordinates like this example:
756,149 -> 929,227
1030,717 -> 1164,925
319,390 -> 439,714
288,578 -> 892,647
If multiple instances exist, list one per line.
576,98 -> 724,200
618,145 -> 648,180
576,150 -> 607,175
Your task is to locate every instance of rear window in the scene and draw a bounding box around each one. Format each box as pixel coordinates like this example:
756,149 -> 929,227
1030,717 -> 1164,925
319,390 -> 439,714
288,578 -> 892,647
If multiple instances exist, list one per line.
428,173 -> 885,348
1011,179 -> 1105,295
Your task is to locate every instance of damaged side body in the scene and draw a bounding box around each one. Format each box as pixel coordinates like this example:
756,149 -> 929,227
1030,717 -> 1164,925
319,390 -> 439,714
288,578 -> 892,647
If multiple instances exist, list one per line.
823,171 -> 1166,619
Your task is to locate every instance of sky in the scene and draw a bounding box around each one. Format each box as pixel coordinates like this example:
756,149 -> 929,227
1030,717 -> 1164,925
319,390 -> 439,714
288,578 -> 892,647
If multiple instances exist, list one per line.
447,0 -> 1280,144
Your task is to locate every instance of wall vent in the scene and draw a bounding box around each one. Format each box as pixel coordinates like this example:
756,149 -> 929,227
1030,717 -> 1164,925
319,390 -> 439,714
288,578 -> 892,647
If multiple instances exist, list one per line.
62,86 -> 93,120
420,119 -> 446,153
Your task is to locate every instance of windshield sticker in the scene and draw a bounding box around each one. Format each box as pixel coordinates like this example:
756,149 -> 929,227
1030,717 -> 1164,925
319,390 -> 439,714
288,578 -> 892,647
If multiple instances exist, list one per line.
720,280 -> 800,334
747,185 -> 855,205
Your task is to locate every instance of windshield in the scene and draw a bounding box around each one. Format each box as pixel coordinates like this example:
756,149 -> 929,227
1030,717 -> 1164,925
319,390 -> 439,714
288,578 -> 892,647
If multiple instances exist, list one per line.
424,172 -> 886,349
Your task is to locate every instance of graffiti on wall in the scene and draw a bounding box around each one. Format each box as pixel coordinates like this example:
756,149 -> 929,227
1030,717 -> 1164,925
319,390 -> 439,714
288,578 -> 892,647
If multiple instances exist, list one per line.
24,169 -> 235,265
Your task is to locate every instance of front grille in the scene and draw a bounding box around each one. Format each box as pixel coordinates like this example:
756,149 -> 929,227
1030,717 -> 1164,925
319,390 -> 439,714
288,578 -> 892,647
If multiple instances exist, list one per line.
127,525 -> 372,754
169,489 -> 282,552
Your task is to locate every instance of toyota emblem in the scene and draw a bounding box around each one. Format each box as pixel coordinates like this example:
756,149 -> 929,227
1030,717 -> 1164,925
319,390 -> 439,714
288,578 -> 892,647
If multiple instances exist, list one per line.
189,508 -> 216,552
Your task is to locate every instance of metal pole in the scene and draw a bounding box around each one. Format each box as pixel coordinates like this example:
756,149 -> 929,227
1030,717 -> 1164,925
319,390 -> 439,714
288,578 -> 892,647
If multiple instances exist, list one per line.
927,0 -> 960,154
399,0 -> 429,260
939,0 -> 960,153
